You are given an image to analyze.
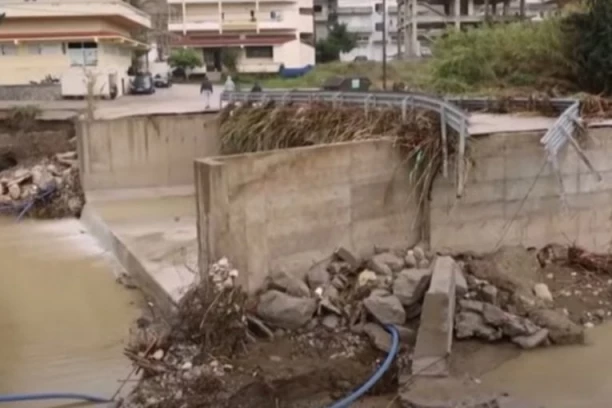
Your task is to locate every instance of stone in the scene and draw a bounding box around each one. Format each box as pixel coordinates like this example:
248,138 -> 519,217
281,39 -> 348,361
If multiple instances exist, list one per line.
404,303 -> 423,320
358,270 -> 378,287
412,256 -> 457,377
393,268 -> 432,306
305,262 -> 330,290
584,322 -> 595,329
256,290 -> 317,330
529,309 -> 585,345
268,270 -> 311,298
482,303 -> 538,337
480,284 -> 498,304
413,246 -> 426,261
459,300 -> 485,314
363,293 -> 406,325
331,274 -> 349,290
363,322 -> 392,352
246,315 -> 274,339
405,251 -> 417,268
455,269 -> 468,298
512,328 -> 549,349
369,252 -> 404,275
455,311 -> 503,341
396,325 -> 417,344
152,349 -> 164,360
533,283 -> 553,303
32,169 -> 55,190
7,184 -> 20,200
322,285 -> 340,301
334,246 -> 361,270
482,303 -> 507,326
398,377 -> 500,408
417,259 -> 431,269
321,314 -> 341,330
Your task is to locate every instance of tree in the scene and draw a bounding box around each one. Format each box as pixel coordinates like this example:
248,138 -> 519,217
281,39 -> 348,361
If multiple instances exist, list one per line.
564,0 -> 612,94
168,48 -> 203,79
315,23 -> 357,63
220,48 -> 240,74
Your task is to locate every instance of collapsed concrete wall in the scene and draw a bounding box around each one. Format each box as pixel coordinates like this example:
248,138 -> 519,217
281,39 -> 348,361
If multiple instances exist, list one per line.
77,112 -> 220,191
431,128 -> 612,253
195,139 -> 423,293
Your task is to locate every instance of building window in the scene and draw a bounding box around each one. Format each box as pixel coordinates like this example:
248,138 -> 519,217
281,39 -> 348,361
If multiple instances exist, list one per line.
314,4 -> 322,12
375,22 -> 384,31
67,42 -> 98,67
270,10 -> 282,20
250,10 -> 256,21
0,44 -> 17,56
245,46 -> 273,59
27,43 -> 62,55
356,35 -> 369,42
374,3 -> 383,13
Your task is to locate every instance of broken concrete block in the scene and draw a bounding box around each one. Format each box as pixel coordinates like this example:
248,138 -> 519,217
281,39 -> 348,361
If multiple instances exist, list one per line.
412,256 -> 456,377
334,246 -> 360,270
268,270 -> 311,298
393,268 -> 432,307
512,328 -> 549,349
528,308 -> 585,345
363,322 -> 392,352
455,311 -> 502,341
404,251 -> 417,268
358,270 -> 378,287
363,293 -> 406,325
305,262 -> 330,290
369,252 -> 404,275
256,290 -> 317,330
533,283 -> 553,303
455,268 -> 468,298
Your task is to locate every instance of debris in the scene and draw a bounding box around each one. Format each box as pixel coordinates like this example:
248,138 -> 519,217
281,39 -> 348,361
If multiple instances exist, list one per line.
334,246 -> 360,270
393,269 -> 432,306
528,308 -> 585,345
455,311 -> 502,341
256,290 -> 317,330
369,252 -> 403,275
306,262 -> 330,290
455,268 -> 468,297
533,283 -> 553,303
268,270 -> 311,298
363,322 -> 392,352
404,251 -> 417,268
512,329 -> 549,349
321,314 -> 341,330
358,270 -> 378,287
363,293 -> 406,325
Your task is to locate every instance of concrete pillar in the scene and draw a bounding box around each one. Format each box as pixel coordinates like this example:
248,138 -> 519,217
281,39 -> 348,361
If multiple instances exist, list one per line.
182,0 -> 187,35
454,0 -> 460,29
218,0 -> 223,33
403,0 -> 411,59
468,0 -> 474,16
411,0 -> 417,57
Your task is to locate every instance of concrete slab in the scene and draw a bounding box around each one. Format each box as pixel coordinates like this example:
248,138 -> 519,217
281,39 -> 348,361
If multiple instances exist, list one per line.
81,190 -> 197,316
412,256 -> 457,377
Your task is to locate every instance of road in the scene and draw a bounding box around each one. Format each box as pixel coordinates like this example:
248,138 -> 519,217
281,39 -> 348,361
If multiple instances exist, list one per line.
0,84 -> 222,120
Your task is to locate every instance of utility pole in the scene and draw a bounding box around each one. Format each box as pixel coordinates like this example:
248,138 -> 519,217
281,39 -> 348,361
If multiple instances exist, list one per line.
382,0 -> 387,90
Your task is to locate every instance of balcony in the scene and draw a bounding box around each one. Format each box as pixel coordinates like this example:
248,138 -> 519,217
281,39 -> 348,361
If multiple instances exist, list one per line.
221,17 -> 258,30
344,23 -> 372,33
336,6 -> 372,15
169,17 -> 221,32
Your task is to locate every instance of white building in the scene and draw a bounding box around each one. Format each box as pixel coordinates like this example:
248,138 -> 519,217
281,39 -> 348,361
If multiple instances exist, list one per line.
167,0 -> 315,73
314,0 -> 557,61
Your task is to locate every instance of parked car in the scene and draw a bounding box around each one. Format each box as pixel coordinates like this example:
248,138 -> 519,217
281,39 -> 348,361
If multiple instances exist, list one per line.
130,73 -> 155,95
153,72 -> 172,88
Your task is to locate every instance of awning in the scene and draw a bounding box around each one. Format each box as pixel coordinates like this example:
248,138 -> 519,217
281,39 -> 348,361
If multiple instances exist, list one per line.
0,30 -> 149,48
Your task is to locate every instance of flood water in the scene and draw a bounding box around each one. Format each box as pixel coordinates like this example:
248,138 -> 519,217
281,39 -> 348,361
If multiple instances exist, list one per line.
0,217 -> 141,407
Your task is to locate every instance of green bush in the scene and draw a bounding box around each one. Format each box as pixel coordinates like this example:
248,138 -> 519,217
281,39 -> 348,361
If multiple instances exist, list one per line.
430,19 -> 577,93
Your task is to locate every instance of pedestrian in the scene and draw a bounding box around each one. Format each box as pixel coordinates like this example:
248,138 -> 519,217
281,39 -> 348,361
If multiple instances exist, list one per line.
200,74 -> 213,109
224,75 -> 236,92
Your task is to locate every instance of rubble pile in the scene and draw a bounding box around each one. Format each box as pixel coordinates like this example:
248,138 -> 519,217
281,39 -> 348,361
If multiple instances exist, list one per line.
0,151 -> 83,218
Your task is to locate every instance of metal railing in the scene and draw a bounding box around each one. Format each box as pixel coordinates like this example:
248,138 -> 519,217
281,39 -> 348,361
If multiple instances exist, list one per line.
221,90 -> 470,196
540,101 -> 600,205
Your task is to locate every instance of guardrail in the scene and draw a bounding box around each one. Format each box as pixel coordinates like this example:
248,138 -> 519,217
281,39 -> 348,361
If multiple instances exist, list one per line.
221,90 -> 470,195
541,101 -> 600,205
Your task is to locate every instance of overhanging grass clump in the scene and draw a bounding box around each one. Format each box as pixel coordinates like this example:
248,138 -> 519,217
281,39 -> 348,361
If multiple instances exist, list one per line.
219,102 -> 459,208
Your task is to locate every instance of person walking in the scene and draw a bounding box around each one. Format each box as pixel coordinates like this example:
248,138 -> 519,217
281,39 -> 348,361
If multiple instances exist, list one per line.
200,74 -> 213,109
224,75 -> 236,92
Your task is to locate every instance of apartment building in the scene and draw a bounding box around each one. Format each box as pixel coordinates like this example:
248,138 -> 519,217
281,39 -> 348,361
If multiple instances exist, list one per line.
0,0 -> 151,96
168,0 -> 315,73
315,0 -> 556,61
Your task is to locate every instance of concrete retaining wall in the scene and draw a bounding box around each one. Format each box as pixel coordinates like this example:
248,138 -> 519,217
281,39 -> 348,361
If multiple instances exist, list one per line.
0,84 -> 61,101
430,128 -> 612,253
77,112 -> 220,191
195,139 -> 422,293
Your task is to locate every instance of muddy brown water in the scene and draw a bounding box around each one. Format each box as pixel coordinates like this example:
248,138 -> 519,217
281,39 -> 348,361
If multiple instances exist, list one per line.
0,217 -> 140,408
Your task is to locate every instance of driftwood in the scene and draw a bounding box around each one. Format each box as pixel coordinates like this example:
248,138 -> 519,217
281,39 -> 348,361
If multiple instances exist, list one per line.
567,246 -> 612,274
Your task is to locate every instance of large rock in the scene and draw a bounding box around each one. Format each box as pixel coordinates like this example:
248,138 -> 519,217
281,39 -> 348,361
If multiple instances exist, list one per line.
334,246 -> 361,270
268,270 -> 311,298
256,290 -> 317,330
455,311 -> 502,341
363,293 -> 406,325
305,262 -> 330,290
512,328 -> 549,349
528,309 -> 585,345
369,252 -> 405,275
363,322 -> 393,352
482,303 -> 538,337
393,268 -> 432,306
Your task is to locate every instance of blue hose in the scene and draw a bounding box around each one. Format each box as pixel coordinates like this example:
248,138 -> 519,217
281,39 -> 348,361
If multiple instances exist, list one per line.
0,392 -> 111,404
327,324 -> 400,408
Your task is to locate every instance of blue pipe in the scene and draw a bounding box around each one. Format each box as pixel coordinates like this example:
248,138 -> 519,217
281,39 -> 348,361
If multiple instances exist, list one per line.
327,324 -> 400,408
0,392 -> 111,404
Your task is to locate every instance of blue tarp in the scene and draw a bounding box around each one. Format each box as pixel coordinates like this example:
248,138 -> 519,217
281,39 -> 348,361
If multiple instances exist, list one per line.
279,65 -> 314,79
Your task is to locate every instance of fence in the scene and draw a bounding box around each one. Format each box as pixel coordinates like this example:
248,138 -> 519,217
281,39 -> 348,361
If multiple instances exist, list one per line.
221,90 -> 471,196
